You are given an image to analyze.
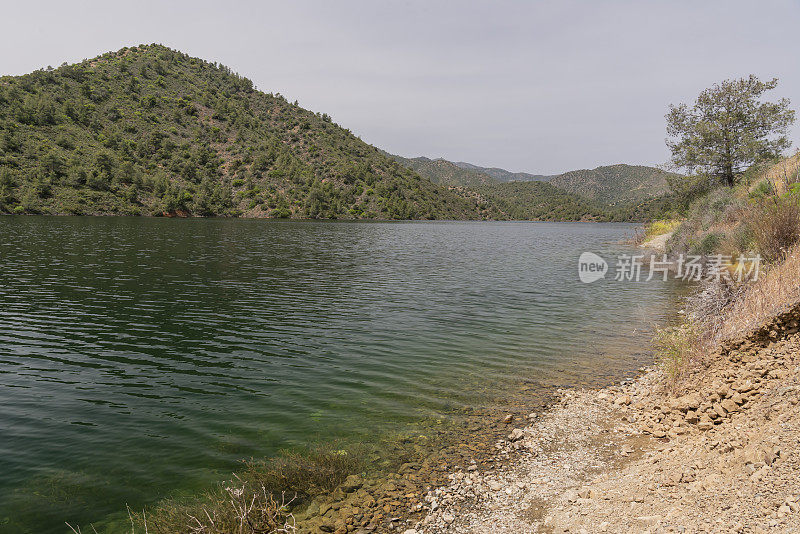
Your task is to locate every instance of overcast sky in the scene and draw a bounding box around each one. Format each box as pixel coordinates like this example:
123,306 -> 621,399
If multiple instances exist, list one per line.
2,1 -> 798,174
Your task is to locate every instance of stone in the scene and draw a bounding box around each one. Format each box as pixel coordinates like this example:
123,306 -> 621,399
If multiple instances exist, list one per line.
502,414 -> 513,424
508,428 -> 525,442
678,393 -> 702,412
615,394 -> 632,406
721,398 -> 738,413
341,474 -> 363,493
698,419 -> 714,431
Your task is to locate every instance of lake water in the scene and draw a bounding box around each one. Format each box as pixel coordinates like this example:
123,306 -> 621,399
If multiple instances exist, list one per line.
0,218 -> 685,533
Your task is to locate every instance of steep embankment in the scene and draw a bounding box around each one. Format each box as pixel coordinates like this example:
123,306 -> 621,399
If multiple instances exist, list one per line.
0,44 -> 483,219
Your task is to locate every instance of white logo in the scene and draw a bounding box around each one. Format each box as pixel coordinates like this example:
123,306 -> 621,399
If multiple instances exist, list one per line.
578,252 -> 608,283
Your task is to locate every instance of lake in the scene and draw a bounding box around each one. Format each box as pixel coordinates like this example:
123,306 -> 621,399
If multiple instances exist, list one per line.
0,218 -> 685,533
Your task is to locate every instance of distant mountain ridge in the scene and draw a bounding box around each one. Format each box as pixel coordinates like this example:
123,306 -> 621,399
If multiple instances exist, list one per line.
548,164 -> 675,205
451,161 -> 552,182
391,155 -> 677,207
387,154 -> 496,187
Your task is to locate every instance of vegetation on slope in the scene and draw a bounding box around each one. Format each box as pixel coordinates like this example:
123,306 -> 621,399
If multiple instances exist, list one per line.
451,161 -> 551,182
387,154 -> 496,187
652,154 -> 800,383
468,181 -> 612,221
665,155 -> 800,258
0,44 -> 485,220
547,164 -> 675,206
391,155 -> 679,221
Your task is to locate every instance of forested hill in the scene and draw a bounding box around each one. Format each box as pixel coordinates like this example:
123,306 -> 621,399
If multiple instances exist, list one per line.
395,156 -> 677,207
451,161 -> 552,182
387,154 -> 496,187
0,44 -> 484,219
548,164 -> 675,205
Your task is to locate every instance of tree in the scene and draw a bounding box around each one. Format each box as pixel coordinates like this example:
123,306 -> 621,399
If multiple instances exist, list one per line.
666,75 -> 794,186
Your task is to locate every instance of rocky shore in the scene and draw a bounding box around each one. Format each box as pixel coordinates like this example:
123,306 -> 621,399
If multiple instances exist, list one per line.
398,301 -> 800,534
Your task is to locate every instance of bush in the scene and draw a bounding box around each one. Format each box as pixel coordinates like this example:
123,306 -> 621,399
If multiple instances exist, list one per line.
136,444 -> 364,534
748,197 -> 800,262
645,219 -> 681,239
269,208 -> 291,218
691,232 -> 723,255
653,321 -> 703,383
749,179 -> 775,199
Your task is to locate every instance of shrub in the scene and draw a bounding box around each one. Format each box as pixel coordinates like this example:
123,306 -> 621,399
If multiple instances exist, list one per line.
135,444 -> 364,534
652,321 -> 703,383
269,208 -> 291,218
749,179 -> 775,199
748,197 -> 800,262
719,222 -> 753,258
691,232 -> 723,255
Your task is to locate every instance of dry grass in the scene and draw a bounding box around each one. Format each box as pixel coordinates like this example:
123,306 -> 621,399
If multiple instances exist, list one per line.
140,481 -> 297,534
748,197 -> 800,262
654,243 -> 800,387
652,321 -> 704,383
716,243 -> 800,341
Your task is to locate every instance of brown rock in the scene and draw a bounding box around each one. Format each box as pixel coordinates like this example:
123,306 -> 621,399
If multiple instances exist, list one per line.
614,395 -> 632,406
698,418 -> 714,431
721,398 -> 738,413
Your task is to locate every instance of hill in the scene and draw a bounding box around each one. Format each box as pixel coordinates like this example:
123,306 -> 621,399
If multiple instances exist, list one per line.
391,155 -> 677,220
468,180 -> 613,221
387,154 -> 496,187
548,164 -> 675,206
397,156 -> 677,208
0,45 -> 484,219
452,161 -> 551,182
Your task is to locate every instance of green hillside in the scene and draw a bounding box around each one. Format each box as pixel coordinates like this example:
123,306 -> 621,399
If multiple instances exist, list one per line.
452,161 -> 552,182
548,164 -> 675,206
392,155 -> 676,220
388,154 -> 496,186
0,44 -> 484,219
469,181 -> 613,221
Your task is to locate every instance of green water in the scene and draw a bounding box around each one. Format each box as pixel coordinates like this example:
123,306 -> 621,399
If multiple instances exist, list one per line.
0,218 -> 684,533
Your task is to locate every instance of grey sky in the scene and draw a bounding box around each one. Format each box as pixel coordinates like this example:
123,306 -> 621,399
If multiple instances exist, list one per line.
2,0 -> 798,174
